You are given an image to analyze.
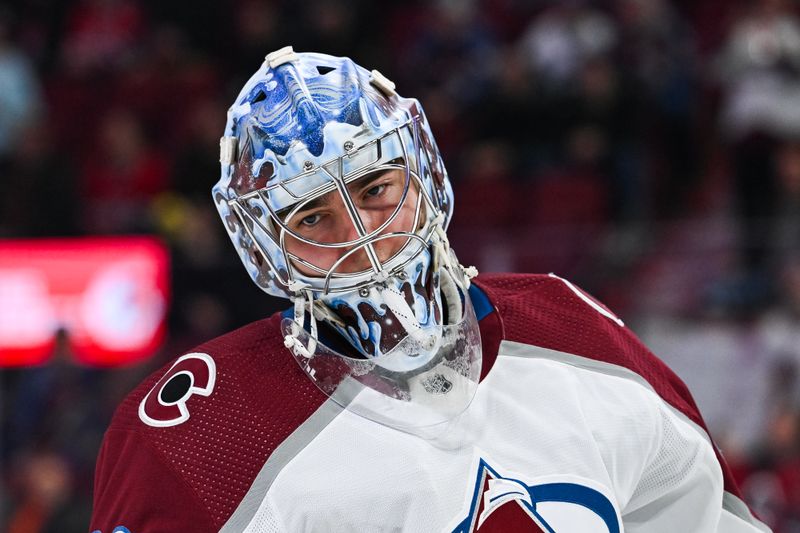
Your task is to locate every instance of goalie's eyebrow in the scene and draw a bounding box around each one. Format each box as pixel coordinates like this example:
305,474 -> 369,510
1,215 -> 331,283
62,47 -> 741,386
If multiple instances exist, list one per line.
279,190 -> 332,218
278,169 -> 396,221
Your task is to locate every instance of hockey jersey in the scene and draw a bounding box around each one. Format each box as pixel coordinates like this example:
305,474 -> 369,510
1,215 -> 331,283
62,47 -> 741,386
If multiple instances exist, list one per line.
90,274 -> 769,532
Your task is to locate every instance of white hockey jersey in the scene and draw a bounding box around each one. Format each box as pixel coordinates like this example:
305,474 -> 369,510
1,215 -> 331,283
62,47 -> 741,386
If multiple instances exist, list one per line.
90,274 -> 769,533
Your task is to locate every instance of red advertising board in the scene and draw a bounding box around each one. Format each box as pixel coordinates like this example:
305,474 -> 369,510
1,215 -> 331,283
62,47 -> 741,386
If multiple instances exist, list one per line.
0,237 -> 169,367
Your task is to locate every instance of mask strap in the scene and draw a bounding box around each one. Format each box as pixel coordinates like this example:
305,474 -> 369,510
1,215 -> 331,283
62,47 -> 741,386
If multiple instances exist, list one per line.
430,213 -> 478,288
284,283 -> 318,358
306,289 -> 319,355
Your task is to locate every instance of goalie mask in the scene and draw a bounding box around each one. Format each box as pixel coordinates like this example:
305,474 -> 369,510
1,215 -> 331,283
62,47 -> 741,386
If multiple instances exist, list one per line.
212,48 -> 481,432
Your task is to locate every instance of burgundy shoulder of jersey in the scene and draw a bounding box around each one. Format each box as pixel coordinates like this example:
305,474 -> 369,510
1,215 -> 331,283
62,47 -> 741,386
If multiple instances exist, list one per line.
91,311 -> 329,532
474,272 -> 748,504
474,273 -> 689,402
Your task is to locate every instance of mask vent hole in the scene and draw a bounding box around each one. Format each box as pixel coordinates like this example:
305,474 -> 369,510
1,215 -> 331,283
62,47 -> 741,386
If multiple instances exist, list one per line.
317,66 -> 336,75
251,90 -> 267,104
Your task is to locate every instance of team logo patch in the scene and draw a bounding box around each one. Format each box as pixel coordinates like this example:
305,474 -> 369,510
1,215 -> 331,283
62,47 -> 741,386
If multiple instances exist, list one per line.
450,458 -> 622,533
138,352 -> 216,427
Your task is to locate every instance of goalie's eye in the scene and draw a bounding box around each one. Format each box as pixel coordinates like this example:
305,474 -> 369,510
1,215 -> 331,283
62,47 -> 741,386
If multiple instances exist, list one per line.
364,184 -> 386,198
300,213 -> 322,227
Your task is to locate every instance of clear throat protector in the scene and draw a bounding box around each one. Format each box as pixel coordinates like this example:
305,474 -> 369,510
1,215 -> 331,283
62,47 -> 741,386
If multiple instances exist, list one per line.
281,274 -> 482,434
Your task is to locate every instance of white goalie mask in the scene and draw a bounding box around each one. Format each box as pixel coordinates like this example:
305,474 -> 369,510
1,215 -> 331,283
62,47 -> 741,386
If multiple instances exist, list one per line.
212,47 -> 481,431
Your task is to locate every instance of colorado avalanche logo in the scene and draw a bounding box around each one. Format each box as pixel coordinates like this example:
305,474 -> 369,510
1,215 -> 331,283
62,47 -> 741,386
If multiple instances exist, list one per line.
450,459 -> 622,533
138,353 -> 216,427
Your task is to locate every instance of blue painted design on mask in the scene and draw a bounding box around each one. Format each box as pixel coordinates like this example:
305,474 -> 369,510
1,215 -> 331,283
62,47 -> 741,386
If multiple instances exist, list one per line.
236,62 -> 363,158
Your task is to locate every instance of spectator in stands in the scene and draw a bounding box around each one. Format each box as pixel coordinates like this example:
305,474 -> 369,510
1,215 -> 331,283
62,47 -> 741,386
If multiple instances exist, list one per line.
0,9 -> 43,160
61,0 -> 145,76
80,109 -> 170,233
715,0 -> 800,309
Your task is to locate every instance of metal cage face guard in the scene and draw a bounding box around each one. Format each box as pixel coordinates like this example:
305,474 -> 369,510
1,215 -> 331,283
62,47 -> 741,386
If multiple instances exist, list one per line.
228,119 -> 436,294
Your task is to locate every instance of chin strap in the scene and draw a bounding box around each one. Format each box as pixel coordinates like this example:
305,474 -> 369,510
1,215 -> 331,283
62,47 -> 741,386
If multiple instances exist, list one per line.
463,265 -> 478,280
284,283 -> 318,359
430,213 -> 478,288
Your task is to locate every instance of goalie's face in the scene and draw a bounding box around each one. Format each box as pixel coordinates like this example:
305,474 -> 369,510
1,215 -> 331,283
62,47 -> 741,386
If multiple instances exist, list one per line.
281,166 -> 422,276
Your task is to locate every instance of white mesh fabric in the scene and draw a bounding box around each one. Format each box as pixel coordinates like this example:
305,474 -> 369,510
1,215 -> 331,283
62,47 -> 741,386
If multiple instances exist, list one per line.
623,402 -> 724,532
243,493 -> 284,533
633,406 -> 702,498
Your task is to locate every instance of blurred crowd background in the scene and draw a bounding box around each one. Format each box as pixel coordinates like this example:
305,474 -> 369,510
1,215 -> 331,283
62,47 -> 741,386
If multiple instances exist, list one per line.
1,0 -> 800,530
